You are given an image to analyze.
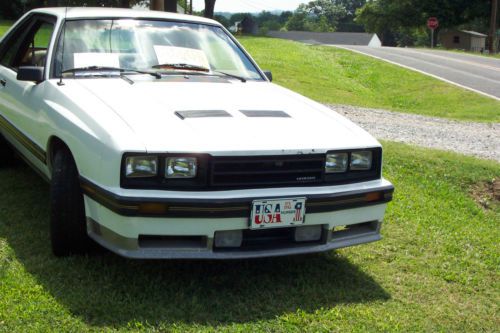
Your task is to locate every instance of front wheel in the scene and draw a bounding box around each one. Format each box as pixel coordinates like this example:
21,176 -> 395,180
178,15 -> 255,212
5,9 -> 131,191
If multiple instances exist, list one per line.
0,134 -> 16,167
50,148 -> 92,256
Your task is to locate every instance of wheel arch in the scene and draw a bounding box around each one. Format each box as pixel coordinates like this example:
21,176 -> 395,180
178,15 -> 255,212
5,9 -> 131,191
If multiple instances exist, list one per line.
46,136 -> 74,175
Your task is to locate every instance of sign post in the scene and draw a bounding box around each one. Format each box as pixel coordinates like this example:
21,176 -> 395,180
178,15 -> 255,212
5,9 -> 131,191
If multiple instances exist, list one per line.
427,17 -> 439,48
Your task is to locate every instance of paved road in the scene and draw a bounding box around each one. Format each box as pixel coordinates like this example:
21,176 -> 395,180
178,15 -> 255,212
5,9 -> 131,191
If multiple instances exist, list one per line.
335,46 -> 500,100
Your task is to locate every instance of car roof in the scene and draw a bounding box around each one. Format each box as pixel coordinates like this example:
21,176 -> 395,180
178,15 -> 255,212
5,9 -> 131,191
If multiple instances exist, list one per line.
29,7 -> 220,25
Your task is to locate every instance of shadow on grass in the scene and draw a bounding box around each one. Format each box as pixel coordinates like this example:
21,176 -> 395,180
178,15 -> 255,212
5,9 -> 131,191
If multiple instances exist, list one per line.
0,164 -> 390,327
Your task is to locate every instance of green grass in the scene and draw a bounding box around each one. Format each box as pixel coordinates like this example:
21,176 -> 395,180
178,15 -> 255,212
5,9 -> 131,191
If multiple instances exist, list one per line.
0,28 -> 498,331
0,142 -> 499,332
0,20 -> 13,37
239,37 -> 500,122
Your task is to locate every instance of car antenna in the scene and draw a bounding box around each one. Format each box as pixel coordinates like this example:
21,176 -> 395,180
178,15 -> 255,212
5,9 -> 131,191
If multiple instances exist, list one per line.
57,3 -> 69,86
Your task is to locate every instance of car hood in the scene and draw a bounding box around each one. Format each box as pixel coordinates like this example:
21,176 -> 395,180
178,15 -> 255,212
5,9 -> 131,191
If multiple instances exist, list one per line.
74,78 -> 379,154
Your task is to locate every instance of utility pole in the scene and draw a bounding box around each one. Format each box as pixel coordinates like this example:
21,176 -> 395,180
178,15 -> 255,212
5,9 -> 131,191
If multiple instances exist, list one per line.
204,0 -> 216,18
490,0 -> 498,53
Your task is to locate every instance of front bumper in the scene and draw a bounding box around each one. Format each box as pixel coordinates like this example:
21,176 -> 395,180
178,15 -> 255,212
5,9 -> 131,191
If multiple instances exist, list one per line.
82,178 -> 394,259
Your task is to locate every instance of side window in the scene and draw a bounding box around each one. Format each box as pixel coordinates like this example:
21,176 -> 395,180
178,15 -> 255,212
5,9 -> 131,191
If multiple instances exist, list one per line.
16,22 -> 55,68
0,20 -> 32,68
0,18 -> 54,70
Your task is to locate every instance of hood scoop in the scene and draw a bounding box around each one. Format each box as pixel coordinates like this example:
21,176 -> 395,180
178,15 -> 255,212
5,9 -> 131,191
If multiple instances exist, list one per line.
175,110 -> 232,120
240,110 -> 291,118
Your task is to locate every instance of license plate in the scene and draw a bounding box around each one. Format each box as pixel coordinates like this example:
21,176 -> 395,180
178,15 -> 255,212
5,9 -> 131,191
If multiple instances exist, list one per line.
250,197 -> 306,229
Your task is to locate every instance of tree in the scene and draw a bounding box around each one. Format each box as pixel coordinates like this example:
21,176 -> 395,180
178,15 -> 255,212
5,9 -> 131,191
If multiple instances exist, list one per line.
149,0 -> 178,11
336,0 -> 366,16
313,0 -> 348,31
213,14 -> 229,28
490,0 -> 498,53
229,12 -> 251,25
204,0 -> 215,18
356,0 -> 491,45
1,0 -> 147,19
335,0 -> 366,31
285,1 -> 348,32
254,11 -> 282,30
164,0 -> 177,12
285,5 -> 308,31
279,11 -> 293,25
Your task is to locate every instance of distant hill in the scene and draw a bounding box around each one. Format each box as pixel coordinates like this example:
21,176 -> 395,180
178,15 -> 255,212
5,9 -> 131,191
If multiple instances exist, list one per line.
214,12 -> 233,19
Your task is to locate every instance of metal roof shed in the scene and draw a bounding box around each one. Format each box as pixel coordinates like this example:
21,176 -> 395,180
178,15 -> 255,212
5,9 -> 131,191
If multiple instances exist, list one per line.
440,30 -> 487,52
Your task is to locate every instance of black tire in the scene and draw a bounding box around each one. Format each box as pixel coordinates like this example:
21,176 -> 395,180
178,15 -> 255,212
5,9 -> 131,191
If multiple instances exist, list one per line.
0,134 -> 16,166
50,148 -> 92,256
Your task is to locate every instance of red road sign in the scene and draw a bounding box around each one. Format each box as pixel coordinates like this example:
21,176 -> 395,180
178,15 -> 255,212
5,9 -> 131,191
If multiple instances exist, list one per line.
427,17 -> 439,30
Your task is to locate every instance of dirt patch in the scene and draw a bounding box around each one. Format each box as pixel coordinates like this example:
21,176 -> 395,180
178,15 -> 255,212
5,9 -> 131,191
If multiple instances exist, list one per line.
470,179 -> 500,211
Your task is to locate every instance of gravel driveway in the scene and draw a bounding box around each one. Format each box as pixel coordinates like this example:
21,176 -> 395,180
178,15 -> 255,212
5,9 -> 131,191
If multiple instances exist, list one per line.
326,104 -> 500,162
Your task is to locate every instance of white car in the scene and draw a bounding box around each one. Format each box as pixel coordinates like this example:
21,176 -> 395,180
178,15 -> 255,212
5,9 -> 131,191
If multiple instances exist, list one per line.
0,7 -> 394,259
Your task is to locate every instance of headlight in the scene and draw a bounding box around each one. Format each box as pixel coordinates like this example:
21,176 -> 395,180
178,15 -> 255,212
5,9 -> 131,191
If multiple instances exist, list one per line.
166,157 -> 197,178
125,156 -> 158,178
325,153 -> 348,173
350,151 -> 372,170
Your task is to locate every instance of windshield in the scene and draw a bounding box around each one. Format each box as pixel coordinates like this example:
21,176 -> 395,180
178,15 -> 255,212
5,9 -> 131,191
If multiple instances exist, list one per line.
53,19 -> 263,80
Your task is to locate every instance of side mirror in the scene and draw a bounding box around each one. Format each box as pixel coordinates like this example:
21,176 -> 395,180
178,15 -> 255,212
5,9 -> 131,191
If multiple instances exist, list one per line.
263,70 -> 273,82
17,66 -> 44,83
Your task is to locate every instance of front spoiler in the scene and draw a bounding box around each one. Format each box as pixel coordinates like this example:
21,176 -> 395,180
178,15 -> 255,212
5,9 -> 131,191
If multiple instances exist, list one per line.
87,218 -> 383,260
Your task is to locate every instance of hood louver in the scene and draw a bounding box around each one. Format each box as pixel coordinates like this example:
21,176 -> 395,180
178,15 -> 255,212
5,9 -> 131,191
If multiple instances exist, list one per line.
175,110 -> 232,120
240,110 -> 291,118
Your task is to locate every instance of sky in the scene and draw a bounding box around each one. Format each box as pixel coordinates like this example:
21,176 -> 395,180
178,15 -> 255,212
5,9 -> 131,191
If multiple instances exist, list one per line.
191,0 -> 309,13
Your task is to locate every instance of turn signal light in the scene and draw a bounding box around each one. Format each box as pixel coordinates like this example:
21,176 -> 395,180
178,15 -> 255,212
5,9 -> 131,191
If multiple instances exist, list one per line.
365,192 -> 382,202
138,203 -> 168,215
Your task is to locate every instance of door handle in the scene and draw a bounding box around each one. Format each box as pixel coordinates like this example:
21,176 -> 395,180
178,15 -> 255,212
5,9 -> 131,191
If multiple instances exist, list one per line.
0,79 -> 6,87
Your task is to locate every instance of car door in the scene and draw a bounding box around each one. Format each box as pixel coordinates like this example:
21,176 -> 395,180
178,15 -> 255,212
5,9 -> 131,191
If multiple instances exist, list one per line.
0,14 -> 56,171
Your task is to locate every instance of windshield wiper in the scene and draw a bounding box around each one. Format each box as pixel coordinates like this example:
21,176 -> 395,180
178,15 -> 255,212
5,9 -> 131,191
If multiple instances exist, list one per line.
212,71 -> 247,83
152,63 -> 210,72
62,66 -> 161,79
150,64 -> 247,82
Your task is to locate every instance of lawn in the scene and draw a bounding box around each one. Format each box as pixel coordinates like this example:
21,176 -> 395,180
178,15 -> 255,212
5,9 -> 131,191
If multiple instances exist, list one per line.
0,23 -> 499,332
0,142 -> 499,332
239,37 -> 500,122
0,20 -> 13,38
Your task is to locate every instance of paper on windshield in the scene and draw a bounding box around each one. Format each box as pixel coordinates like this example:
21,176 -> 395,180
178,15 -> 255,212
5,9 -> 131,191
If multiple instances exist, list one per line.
73,53 -> 120,69
153,45 -> 210,69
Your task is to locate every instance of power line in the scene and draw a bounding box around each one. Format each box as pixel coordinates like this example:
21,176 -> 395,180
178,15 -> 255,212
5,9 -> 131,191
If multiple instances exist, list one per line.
241,0 -> 281,11
193,0 -> 304,13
